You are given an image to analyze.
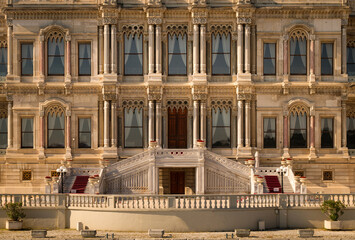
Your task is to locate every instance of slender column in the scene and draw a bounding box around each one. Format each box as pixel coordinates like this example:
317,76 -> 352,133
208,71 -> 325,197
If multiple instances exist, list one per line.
193,100 -> 200,147
39,113 -> 44,149
39,37 -> 45,77
7,24 -> 13,76
111,102 -> 117,147
155,25 -> 162,74
342,26 -> 347,75
148,100 -> 155,143
193,24 -> 200,74
66,39 -> 71,77
251,100 -> 256,147
104,24 -> 110,74
251,25 -> 256,74
200,25 -> 206,74
200,101 -> 206,142
99,100 -> 104,147
310,36 -> 315,75
237,24 -> 243,74
244,25 -> 251,74
104,100 -> 110,147
148,24 -> 155,74
66,115 -> 71,149
283,37 -> 288,75
7,101 -> 12,148
245,100 -> 251,147
99,26 -> 104,74
342,101 -> 347,148
111,24 -> 117,74
283,115 -> 288,148
155,101 -> 162,146
310,115 -> 315,148
237,100 -> 244,148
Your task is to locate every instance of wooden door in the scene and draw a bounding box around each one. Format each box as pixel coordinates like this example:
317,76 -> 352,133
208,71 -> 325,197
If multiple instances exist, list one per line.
168,107 -> 187,148
170,171 -> 185,194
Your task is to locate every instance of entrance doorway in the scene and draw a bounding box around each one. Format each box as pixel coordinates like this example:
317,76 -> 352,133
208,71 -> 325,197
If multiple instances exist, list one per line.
170,171 -> 185,194
168,107 -> 187,148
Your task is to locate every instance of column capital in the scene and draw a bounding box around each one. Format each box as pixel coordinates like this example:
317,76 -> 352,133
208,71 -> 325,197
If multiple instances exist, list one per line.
192,17 -> 207,25
237,17 -> 252,25
103,94 -> 117,101
6,19 -> 13,27
147,85 -> 162,101
147,17 -> 162,25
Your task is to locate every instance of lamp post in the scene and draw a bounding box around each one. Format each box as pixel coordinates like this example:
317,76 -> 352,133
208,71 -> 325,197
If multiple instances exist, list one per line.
56,165 -> 68,193
277,165 -> 287,194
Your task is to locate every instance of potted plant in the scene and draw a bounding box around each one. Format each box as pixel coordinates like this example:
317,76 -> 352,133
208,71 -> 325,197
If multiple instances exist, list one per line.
321,200 -> 346,230
2,202 -> 26,230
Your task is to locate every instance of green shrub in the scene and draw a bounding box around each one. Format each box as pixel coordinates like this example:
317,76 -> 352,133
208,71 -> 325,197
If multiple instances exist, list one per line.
2,202 -> 26,221
321,200 -> 346,221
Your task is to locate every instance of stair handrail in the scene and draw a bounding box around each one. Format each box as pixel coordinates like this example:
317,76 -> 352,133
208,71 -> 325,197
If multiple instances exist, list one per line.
204,150 -> 250,179
286,166 -> 296,193
98,168 -> 105,194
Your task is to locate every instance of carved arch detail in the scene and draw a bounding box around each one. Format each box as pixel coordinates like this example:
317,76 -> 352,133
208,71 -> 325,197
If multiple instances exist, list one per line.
210,24 -> 232,37
211,99 -> 233,113
166,99 -> 189,110
166,25 -> 188,38
0,38 -> 7,48
122,25 -> 144,38
40,25 -> 70,42
347,105 -> 355,118
0,102 -> 7,118
284,98 -> 314,116
122,99 -> 145,110
40,98 -> 71,117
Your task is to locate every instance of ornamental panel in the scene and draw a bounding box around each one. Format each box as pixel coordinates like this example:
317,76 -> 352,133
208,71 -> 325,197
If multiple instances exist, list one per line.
122,99 -> 145,110
211,99 -> 233,113
122,25 -> 144,38
289,103 -> 309,116
166,25 -> 188,38
210,24 -> 232,37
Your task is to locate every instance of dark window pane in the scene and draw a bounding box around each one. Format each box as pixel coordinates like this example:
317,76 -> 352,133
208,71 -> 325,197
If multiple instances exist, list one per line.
0,118 -> 7,149
212,34 -> 230,75
264,43 -> 276,75
347,117 -> 355,149
290,113 -> 307,148
48,39 -> 64,75
21,118 -> 33,148
347,47 -> 355,76
0,47 -> 7,76
321,43 -> 333,75
21,44 -> 33,75
124,108 -> 143,148
321,118 -> 333,148
47,114 -> 65,148
212,108 -> 231,148
290,38 -> 307,75
124,34 -> 143,75
264,118 -> 276,148
79,43 -> 91,76
168,34 -> 187,75
79,118 -> 91,148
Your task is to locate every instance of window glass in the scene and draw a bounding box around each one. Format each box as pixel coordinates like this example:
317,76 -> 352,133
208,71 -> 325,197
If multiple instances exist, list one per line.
263,43 -> 276,75
321,43 -> 333,75
212,34 -> 231,75
124,108 -> 143,148
347,47 -> 355,76
0,118 -> 7,149
124,34 -> 143,75
321,118 -> 333,148
212,108 -> 231,148
21,118 -> 33,148
263,118 -> 276,148
79,118 -> 91,148
347,117 -> 355,149
48,38 -> 64,75
79,43 -> 91,76
290,38 -> 307,75
290,113 -> 307,148
168,34 -> 187,75
47,113 -> 65,148
21,43 -> 33,76
0,47 -> 7,76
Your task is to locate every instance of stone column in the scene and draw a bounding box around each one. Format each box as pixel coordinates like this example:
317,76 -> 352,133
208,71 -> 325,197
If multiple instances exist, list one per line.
310,115 -> 315,149
237,24 -> 243,74
251,100 -> 256,147
251,25 -> 256,75
193,100 -> 200,148
245,100 -> 251,147
66,115 -> 71,149
342,26 -> 347,75
111,102 -> 117,147
310,35 -> 315,76
39,113 -> 44,149
156,25 -> 162,74
155,101 -> 162,146
244,24 -> 251,74
148,100 -> 155,143
66,37 -> 71,78
193,24 -> 200,74
99,100 -> 104,147
283,115 -> 288,148
111,24 -> 117,74
237,100 -> 244,148
148,24 -> 155,74
200,24 -> 206,74
104,24 -> 110,74
99,26 -> 104,74
7,101 -> 12,148
104,100 -> 110,148
7,23 -> 13,76
200,101 -> 206,142
39,36 -> 45,77
283,36 -> 288,76
342,101 -> 347,148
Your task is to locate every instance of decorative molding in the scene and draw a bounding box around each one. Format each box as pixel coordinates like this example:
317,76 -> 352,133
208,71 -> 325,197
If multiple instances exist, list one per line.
0,102 -> 7,118
122,24 -> 144,38
166,25 -> 188,38
122,99 -> 145,110
210,24 -> 232,37
211,99 -> 233,113
166,99 -> 189,110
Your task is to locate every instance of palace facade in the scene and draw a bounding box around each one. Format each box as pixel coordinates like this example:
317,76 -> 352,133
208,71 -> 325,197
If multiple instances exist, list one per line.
0,0 -> 355,195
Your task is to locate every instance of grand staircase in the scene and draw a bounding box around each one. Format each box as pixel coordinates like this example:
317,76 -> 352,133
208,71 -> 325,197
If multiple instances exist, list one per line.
264,175 -> 282,193
71,176 -> 90,193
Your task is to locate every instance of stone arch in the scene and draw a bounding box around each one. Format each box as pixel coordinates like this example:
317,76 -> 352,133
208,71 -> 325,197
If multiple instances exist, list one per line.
210,99 -> 233,113
284,98 -> 314,116
40,25 -> 70,42
284,23 -> 314,39
40,98 -> 71,117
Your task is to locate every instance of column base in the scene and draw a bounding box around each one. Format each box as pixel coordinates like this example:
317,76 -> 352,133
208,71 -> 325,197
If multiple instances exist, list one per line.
282,148 -> 290,159
308,147 -> 317,160
38,148 -> 45,162
340,147 -> 350,160
236,147 -> 253,159
65,148 -> 72,161
101,74 -> 118,82
145,73 -> 162,82
308,73 -> 316,83
65,75 -> 72,83
237,73 -> 252,82
102,147 -> 118,160
192,73 -> 207,82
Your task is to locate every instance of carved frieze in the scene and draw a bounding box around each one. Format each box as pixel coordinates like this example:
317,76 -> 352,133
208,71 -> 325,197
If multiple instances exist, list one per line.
192,85 -> 208,101
147,86 -> 162,101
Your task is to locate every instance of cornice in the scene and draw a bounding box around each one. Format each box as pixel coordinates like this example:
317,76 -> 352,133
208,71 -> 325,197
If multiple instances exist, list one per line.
256,7 -> 350,19
3,8 -> 99,20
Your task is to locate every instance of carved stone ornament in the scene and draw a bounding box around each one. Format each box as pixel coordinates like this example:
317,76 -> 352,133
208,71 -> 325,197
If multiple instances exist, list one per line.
147,17 -> 162,25
237,93 -> 253,101
103,17 -> 118,25
210,24 -> 232,37
166,25 -> 188,38
122,99 -> 145,110
40,25 -> 70,42
0,102 -> 7,118
103,94 -> 117,101
6,19 -> 13,27
347,106 -> 355,118
46,104 -> 65,117
192,17 -> 207,25
237,17 -> 251,25
348,39 -> 355,48
147,86 -> 162,101
290,28 -> 308,41
0,38 -> 7,48
166,99 -> 189,110
289,103 -> 309,116
122,25 -> 144,38
192,86 -> 208,101
211,99 -> 233,113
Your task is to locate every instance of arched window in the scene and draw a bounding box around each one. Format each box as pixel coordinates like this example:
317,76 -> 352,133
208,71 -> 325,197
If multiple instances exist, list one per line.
124,33 -> 143,75
0,39 -> 7,77
124,107 -> 143,148
212,107 -> 231,148
47,31 -> 65,76
289,104 -> 308,148
46,104 -> 65,148
0,103 -> 7,149
212,33 -> 231,75
347,107 -> 355,149
168,33 -> 187,75
290,30 -> 307,75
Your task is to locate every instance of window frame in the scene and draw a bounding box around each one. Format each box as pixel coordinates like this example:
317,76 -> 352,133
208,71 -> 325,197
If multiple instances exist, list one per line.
263,116 -> 277,149
124,108 -> 144,148
263,42 -> 277,76
211,33 -> 231,76
289,37 -> 308,75
0,46 -> 7,77
0,116 -> 7,149
78,117 -> 92,149
211,107 -> 231,148
320,42 -> 334,76
320,117 -> 334,149
78,42 -> 92,76
46,112 -> 66,149
347,46 -> 355,76
21,117 -> 34,149
47,38 -> 65,76
322,170 -> 334,182
168,33 -> 188,76
123,33 -> 143,76
289,112 -> 308,148
20,42 -> 34,76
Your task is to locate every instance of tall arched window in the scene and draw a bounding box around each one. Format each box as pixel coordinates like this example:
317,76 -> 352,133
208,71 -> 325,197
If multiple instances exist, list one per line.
0,40 -> 7,77
124,107 -> 143,148
124,33 -> 143,75
289,104 -> 308,148
47,31 -> 65,76
0,103 -> 7,149
47,104 -> 65,148
168,33 -> 187,75
212,33 -> 231,75
290,30 -> 307,75
212,107 -> 231,148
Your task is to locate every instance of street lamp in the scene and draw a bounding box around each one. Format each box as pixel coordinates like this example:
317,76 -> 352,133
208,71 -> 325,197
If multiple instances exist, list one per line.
277,165 -> 287,194
56,165 -> 68,193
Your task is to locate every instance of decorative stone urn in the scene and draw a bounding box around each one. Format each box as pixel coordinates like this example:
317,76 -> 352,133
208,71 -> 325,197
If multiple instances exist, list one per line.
196,139 -> 205,148
149,140 -> 157,148
6,220 -> 23,230
324,220 -> 342,230
281,159 -> 287,166
286,158 -> 293,166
